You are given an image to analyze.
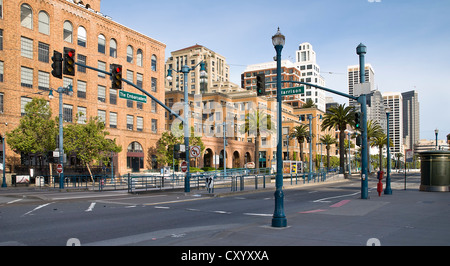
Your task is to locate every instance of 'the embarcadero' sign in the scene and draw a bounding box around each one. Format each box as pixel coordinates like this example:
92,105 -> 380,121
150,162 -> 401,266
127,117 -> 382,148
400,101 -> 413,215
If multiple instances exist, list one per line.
119,90 -> 147,103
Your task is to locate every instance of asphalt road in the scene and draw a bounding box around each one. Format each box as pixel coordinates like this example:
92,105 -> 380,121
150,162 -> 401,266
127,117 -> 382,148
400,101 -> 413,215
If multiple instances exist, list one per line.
0,173 -> 448,247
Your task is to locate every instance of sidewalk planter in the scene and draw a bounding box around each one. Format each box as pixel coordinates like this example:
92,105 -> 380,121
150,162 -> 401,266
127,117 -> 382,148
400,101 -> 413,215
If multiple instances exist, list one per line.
419,151 -> 450,192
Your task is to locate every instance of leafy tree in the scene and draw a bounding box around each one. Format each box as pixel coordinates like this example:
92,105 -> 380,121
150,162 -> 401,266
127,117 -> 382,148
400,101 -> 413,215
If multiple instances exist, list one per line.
155,127 -> 204,168
290,124 -> 309,162
6,98 -> 57,164
63,116 -> 122,179
321,104 -> 356,174
301,99 -> 317,109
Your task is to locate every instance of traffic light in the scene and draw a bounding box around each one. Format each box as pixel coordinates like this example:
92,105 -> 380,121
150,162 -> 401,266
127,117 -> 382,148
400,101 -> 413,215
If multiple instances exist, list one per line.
51,51 -> 63,79
256,73 -> 266,96
63,47 -> 76,76
111,64 -> 123,89
355,112 -> 362,129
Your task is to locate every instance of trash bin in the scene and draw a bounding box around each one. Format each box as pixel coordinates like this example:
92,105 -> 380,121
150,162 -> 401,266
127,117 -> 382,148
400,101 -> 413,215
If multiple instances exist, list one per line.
419,151 -> 450,192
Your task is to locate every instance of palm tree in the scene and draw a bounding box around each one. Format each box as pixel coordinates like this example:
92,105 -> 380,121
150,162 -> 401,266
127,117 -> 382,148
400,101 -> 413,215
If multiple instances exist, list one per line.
366,120 -> 384,172
319,134 -> 337,171
372,134 -> 393,173
290,124 -> 309,162
321,104 -> 355,174
240,110 -> 275,172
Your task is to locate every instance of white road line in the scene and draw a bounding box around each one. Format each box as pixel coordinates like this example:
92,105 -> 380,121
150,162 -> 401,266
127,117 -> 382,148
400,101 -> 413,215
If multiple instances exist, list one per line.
213,211 -> 231,214
85,202 -> 96,212
313,191 -> 361,203
7,199 -> 23,205
244,213 -> 273,217
23,203 -> 53,216
155,206 -> 170,209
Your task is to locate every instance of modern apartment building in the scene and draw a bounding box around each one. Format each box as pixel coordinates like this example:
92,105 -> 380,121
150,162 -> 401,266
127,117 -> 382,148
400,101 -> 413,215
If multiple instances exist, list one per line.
164,45 -> 242,95
402,90 -> 420,152
241,60 -> 305,108
348,64 -> 375,107
383,92 -> 404,154
294,42 -> 326,112
0,0 -> 166,176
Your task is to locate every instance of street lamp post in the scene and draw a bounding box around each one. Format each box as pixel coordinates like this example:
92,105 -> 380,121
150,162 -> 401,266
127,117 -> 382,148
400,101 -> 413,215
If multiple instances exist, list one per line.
347,131 -> 352,175
167,61 -> 207,193
384,108 -> 392,195
356,43 -> 370,200
49,85 -> 73,189
272,28 -> 287,228
435,129 -> 439,150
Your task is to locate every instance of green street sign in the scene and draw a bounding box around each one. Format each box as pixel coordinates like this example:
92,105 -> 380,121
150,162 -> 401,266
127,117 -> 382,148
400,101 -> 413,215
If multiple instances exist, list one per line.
119,90 -> 147,103
281,86 -> 304,96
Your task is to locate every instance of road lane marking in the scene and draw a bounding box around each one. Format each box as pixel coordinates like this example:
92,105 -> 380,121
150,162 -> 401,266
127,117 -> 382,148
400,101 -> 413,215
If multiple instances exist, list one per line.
313,191 -> 360,203
23,203 -> 53,216
155,206 -> 170,209
7,199 -> 23,205
244,213 -> 273,217
299,209 -> 327,214
85,203 -> 96,212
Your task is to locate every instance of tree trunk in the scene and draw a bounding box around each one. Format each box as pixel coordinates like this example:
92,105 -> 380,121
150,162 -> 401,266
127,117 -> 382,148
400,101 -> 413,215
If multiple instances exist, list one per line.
339,130 -> 346,175
86,163 -> 94,182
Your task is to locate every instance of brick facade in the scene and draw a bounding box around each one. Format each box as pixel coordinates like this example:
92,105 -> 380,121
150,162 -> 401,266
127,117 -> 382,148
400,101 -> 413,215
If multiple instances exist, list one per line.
0,0 -> 166,176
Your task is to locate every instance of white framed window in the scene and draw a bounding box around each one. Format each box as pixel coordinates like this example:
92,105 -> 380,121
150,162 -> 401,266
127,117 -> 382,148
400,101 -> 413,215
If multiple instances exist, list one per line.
98,110 -> 106,124
98,34 -> 106,54
77,106 -> 87,124
21,67 -> 33,88
38,11 -> 50,35
127,45 -> 133,63
109,112 -> 117,128
78,26 -> 87,47
63,21 -> 73,43
127,115 -> 134,130
137,117 -> 143,132
21,4 -> 33,29
38,71 -> 50,91
21,36 -> 33,59
137,49 -> 143,67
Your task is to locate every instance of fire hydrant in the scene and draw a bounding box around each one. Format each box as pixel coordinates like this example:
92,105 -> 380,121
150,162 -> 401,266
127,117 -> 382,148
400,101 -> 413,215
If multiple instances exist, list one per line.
377,171 -> 384,197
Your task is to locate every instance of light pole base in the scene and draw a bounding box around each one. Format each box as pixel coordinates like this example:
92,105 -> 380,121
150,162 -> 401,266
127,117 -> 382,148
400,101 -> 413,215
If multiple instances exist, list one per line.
384,188 -> 392,195
272,217 -> 287,228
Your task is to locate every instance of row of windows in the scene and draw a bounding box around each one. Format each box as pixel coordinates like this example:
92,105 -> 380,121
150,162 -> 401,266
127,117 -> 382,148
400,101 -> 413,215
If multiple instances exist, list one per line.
20,97 -> 158,133
19,3 -> 158,70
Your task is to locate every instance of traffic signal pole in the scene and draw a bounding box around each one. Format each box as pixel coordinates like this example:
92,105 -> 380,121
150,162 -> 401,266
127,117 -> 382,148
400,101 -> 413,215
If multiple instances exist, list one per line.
270,43 -> 371,200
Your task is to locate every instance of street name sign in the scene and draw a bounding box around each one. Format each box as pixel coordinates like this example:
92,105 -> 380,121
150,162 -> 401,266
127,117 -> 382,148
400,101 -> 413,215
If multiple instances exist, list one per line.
119,90 -> 147,103
281,86 -> 305,96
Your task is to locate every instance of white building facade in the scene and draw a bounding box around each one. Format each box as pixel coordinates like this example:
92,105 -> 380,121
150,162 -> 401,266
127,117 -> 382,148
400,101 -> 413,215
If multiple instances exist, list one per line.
294,42 -> 326,112
383,92 -> 404,155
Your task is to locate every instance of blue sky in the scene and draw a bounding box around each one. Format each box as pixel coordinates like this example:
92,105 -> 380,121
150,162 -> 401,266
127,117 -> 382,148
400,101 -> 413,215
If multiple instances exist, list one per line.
102,0 -> 450,141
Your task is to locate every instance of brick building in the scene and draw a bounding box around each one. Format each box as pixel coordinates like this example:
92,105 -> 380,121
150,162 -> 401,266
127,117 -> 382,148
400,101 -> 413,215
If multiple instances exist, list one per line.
0,0 -> 166,177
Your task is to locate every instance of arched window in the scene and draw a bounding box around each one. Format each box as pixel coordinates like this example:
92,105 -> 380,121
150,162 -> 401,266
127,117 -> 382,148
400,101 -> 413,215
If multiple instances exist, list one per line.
151,55 -> 157,71
63,21 -> 73,43
38,11 -> 50,35
137,49 -> 143,67
77,26 -> 87,47
98,34 -> 106,54
21,4 -> 33,29
110,39 -> 117,58
127,141 -> 144,172
127,45 -> 133,63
